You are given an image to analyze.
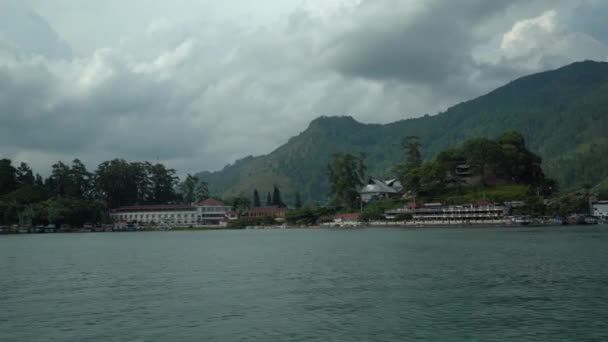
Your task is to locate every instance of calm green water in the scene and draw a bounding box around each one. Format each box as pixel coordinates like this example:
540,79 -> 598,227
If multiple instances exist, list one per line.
2,226 -> 608,342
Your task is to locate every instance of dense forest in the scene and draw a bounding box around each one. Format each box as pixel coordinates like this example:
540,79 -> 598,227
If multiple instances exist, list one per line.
0,159 -> 181,226
196,61 -> 608,204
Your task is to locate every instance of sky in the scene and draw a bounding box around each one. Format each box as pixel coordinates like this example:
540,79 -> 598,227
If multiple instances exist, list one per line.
1,0 -> 608,177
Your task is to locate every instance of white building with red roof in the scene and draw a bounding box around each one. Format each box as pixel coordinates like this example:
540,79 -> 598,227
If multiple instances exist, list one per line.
195,198 -> 233,225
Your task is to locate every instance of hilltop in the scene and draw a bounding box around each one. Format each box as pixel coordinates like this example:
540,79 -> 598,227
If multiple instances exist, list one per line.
196,61 -> 608,204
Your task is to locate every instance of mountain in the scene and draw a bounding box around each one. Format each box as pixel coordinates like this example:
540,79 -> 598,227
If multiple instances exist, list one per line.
197,61 -> 608,204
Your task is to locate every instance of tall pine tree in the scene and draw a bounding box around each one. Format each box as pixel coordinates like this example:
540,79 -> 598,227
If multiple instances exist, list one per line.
266,192 -> 272,206
272,185 -> 284,207
294,191 -> 302,209
253,189 -> 261,207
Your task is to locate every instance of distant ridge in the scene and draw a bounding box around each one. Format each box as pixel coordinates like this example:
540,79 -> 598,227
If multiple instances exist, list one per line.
197,60 -> 608,204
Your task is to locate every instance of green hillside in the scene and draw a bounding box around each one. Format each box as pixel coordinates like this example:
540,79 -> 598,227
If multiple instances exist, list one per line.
197,60 -> 608,204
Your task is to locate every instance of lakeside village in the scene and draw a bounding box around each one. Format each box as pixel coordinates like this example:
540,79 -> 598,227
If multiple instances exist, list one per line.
1,131 -> 608,234
2,181 -> 606,234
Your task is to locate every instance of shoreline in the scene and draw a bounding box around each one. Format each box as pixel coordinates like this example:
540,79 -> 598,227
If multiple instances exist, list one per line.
1,223 -> 607,235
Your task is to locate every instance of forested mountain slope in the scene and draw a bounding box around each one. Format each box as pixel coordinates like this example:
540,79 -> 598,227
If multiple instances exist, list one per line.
197,61 -> 608,204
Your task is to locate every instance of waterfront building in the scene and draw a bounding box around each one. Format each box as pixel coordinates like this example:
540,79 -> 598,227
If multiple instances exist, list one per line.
593,201 -> 608,219
360,179 -> 403,203
111,204 -> 198,225
334,213 -> 360,223
110,198 -> 233,226
385,203 -> 507,224
196,198 -> 233,225
242,206 -> 289,220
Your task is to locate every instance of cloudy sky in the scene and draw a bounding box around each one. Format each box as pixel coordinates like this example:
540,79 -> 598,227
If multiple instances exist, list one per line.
1,0 -> 607,177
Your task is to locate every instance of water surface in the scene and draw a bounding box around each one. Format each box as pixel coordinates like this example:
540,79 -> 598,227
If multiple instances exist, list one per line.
2,226 -> 608,341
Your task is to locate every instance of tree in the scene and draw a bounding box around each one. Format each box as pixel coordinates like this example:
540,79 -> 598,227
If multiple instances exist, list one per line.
195,181 -> 209,202
294,191 -> 302,209
413,161 -> 447,195
231,196 -> 251,211
94,159 -> 132,208
94,159 -> 150,208
463,138 -> 503,184
0,159 -> 17,196
253,189 -> 261,207
403,136 -> 422,171
266,192 -> 272,206
35,174 -> 44,188
179,174 -> 199,203
394,136 -> 423,191
16,162 -> 35,187
131,162 -> 151,204
327,152 -> 366,209
68,159 -> 92,200
147,163 -> 179,204
48,161 -> 71,198
272,185 -> 284,207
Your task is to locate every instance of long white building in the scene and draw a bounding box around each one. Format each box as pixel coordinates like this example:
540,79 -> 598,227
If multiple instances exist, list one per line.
385,203 -> 507,224
110,198 -> 234,226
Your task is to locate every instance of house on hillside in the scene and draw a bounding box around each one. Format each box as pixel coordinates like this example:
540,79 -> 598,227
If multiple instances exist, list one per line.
359,179 -> 403,203
446,163 -> 481,186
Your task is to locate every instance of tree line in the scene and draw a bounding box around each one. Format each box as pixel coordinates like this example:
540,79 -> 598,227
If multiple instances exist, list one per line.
0,158 -> 206,226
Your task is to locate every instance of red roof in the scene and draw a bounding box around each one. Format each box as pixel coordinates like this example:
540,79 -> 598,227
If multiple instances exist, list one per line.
113,204 -> 195,212
335,213 -> 360,219
196,198 -> 226,207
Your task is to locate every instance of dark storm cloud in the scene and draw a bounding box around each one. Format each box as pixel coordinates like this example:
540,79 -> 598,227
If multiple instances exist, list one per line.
321,1 -> 521,85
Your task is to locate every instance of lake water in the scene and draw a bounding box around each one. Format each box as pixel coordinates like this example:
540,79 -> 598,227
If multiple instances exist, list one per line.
2,226 -> 608,342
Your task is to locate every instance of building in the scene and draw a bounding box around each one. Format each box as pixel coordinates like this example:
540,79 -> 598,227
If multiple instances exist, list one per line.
385,203 -> 507,224
196,198 -> 233,225
359,179 -> 403,203
242,206 -> 289,220
593,201 -> 608,219
454,164 -> 472,177
334,213 -> 360,223
110,199 -> 233,226
111,205 -> 198,225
